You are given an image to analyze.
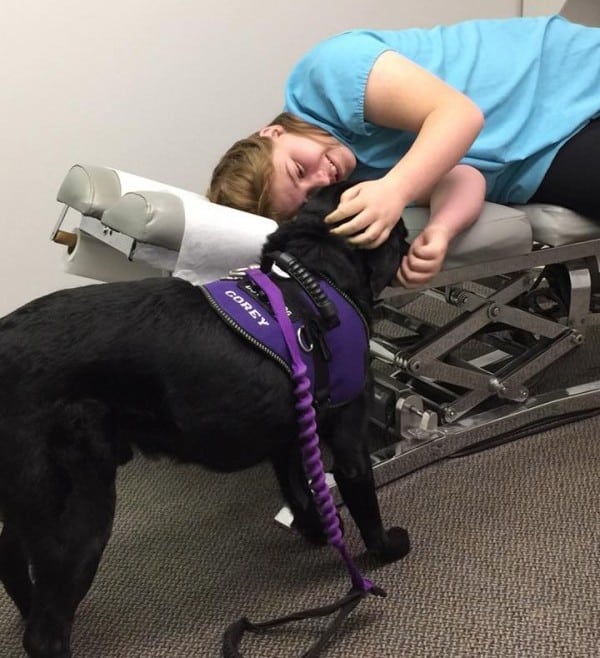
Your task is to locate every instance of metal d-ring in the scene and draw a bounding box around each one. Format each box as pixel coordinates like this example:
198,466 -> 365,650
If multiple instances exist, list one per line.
297,326 -> 314,353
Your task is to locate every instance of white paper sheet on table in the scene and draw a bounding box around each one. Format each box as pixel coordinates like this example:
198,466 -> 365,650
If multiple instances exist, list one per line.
173,196 -> 278,285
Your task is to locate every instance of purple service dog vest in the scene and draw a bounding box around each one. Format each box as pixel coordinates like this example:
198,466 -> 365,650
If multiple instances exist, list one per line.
201,272 -> 369,407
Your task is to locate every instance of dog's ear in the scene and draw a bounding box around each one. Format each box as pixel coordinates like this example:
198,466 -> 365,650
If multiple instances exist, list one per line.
363,222 -> 410,297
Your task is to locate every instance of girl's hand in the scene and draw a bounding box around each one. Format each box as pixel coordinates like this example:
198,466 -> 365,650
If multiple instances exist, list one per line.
396,225 -> 451,286
324,178 -> 407,249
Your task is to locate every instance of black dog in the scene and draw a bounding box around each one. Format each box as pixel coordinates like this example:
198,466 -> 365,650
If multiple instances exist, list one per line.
0,184 -> 410,658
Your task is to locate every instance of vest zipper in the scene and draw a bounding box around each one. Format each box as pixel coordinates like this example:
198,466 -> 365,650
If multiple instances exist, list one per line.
201,288 -> 292,376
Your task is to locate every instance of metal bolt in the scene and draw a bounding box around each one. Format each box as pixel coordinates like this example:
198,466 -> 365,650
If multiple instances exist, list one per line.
488,377 -> 506,393
516,387 -> 529,402
570,332 -> 584,345
449,289 -> 469,306
405,403 -> 423,417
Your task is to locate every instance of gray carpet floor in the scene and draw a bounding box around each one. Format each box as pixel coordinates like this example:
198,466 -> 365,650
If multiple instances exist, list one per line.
1,413 -> 598,657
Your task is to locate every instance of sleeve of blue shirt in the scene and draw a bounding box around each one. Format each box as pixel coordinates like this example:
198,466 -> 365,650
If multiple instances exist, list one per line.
284,31 -> 391,140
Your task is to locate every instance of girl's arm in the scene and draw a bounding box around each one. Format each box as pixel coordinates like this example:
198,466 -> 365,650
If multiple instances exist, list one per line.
327,50 -> 484,248
398,164 -> 486,286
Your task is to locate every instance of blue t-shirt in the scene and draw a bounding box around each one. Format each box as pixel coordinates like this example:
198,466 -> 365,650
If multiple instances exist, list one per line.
284,16 -> 600,203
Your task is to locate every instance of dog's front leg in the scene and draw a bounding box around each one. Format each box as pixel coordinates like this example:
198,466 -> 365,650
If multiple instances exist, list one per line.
327,402 -> 410,562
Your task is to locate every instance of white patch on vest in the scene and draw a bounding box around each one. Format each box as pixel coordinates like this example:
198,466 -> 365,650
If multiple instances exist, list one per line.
225,289 -> 270,327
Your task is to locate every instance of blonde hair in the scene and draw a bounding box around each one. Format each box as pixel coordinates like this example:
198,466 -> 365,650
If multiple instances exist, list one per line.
207,112 -> 334,222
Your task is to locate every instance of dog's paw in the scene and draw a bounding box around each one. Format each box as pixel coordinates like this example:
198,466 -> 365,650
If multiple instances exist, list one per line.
23,630 -> 72,658
368,526 -> 411,563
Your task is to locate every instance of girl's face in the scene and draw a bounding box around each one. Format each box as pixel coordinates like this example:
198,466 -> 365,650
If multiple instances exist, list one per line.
260,125 -> 356,220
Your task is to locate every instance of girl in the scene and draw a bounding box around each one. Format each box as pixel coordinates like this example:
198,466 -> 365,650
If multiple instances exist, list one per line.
209,15 -> 600,285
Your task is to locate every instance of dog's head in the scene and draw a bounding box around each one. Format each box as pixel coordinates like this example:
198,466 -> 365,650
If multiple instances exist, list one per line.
262,182 -> 409,311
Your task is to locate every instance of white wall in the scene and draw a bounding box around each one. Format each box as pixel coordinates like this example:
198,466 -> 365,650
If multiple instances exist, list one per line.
524,0 -> 600,23
523,0 -> 564,15
1,0 -> 521,316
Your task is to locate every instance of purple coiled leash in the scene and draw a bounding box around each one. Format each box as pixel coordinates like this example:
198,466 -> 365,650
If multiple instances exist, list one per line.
222,267 -> 385,658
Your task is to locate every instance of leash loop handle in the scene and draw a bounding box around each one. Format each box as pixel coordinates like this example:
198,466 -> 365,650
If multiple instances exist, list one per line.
264,251 -> 340,329
222,588 -> 382,658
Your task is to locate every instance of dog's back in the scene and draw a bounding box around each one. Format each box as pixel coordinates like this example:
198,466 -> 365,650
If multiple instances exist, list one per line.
0,278 -> 208,400
0,275 -> 297,467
